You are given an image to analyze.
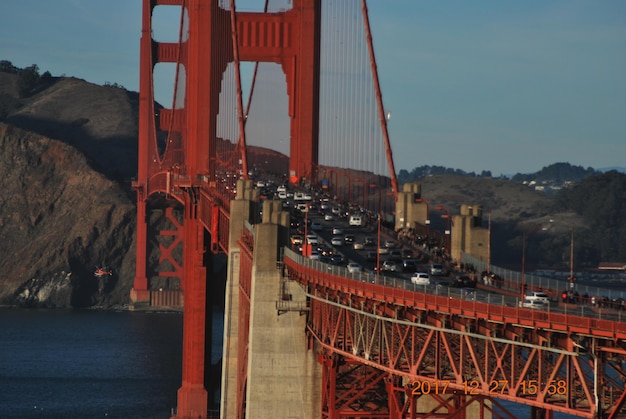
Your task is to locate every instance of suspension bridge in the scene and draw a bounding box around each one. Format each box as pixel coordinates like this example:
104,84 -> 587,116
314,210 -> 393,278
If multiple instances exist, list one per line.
130,1 -> 626,418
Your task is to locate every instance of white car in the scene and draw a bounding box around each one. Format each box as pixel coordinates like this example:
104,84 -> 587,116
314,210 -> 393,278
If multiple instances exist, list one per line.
524,291 -> 550,304
306,234 -> 318,245
324,213 -> 334,221
332,226 -> 344,235
411,272 -> 431,285
347,262 -> 362,273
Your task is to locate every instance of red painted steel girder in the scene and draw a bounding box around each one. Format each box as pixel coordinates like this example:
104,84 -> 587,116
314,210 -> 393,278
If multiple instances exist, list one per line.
286,253 -> 626,418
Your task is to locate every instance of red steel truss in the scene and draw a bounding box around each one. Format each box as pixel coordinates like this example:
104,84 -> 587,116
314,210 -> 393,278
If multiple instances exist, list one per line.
284,252 -> 626,418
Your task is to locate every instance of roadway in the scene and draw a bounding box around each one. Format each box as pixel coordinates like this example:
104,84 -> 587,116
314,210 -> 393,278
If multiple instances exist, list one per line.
279,191 -> 625,322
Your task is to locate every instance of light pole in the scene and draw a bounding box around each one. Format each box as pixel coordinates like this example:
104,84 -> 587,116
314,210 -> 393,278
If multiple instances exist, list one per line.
370,183 -> 383,282
521,231 -> 527,300
487,212 -> 491,274
302,201 -> 310,257
521,224 -> 549,299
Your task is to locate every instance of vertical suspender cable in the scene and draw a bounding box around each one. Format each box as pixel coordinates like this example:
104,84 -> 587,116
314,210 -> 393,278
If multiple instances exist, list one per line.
230,0 -> 249,178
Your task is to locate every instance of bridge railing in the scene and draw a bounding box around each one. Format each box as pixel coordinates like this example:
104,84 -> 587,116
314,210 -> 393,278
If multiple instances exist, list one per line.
461,252 -> 626,303
284,248 -> 626,324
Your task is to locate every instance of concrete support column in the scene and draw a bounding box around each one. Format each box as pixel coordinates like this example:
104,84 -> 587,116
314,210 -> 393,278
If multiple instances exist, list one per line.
244,215 -> 321,418
220,179 -> 255,418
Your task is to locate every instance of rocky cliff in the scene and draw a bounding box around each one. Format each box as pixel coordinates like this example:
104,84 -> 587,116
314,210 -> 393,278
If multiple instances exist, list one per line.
0,73 -> 139,308
0,123 -> 136,307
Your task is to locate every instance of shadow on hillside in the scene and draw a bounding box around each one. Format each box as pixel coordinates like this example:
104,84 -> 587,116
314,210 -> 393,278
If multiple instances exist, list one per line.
6,114 -> 138,184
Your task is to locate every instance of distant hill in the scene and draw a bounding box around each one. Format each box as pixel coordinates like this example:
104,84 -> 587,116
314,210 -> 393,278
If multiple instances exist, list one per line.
399,162 -> 618,196
598,166 -> 626,174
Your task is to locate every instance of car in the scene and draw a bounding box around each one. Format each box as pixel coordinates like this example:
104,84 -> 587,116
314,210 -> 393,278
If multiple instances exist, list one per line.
519,298 -> 549,310
382,260 -> 399,272
452,275 -> 476,288
290,235 -> 303,245
310,222 -> 323,231
347,262 -> 362,273
429,263 -> 444,276
353,241 -> 365,250
344,235 -> 356,243
324,213 -> 334,221
384,239 -> 397,248
329,254 -> 345,265
388,250 -> 403,261
317,245 -> 333,256
331,207 -> 341,215
524,291 -> 550,304
308,251 -> 320,260
332,226 -> 344,235
411,272 -> 431,285
364,237 -> 376,246
349,215 -> 363,226
331,236 -> 344,246
378,246 -> 389,255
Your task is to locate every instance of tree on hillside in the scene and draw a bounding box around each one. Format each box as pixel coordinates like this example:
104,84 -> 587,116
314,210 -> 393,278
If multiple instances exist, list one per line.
0,60 -> 19,74
511,162 -> 597,183
553,171 -> 626,264
15,64 -> 54,97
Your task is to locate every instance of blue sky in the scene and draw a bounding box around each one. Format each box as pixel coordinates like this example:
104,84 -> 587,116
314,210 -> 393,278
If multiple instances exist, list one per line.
1,0 -> 624,175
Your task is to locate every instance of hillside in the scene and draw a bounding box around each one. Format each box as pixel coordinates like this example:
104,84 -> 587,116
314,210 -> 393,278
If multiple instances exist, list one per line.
0,123 -> 136,307
0,67 -> 143,308
415,175 -> 553,222
1,71 -> 139,182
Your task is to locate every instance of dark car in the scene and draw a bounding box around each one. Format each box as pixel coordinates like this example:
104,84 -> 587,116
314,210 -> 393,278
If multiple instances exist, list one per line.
329,254 -> 345,265
401,259 -> 418,272
452,275 -> 477,288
